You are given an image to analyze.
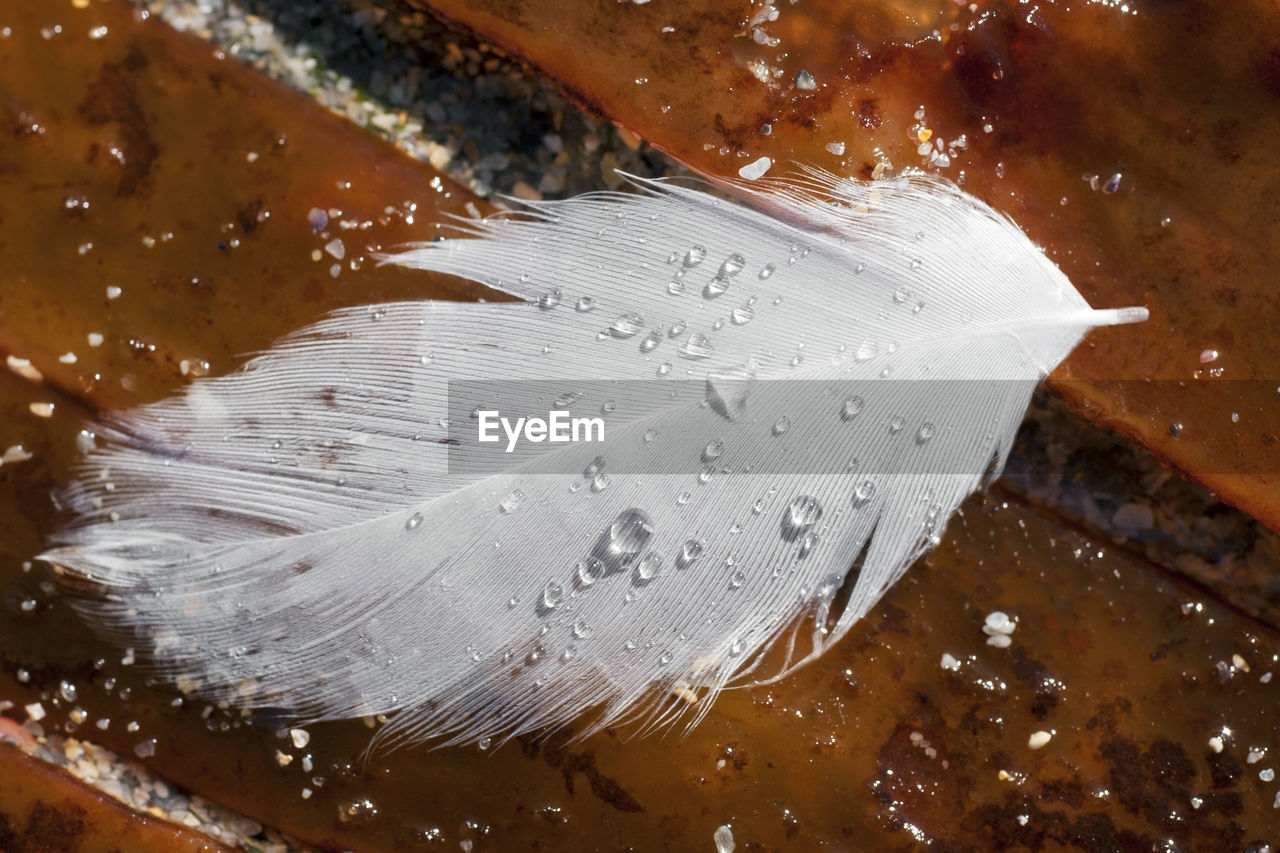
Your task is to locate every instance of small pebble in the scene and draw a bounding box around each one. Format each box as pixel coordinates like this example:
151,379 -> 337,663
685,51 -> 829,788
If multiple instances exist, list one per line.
1027,730 -> 1052,750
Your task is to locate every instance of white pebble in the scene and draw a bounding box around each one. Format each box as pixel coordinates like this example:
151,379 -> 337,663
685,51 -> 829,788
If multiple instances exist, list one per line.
986,634 -> 1012,649
1247,748 -> 1265,764
58,352 -> 77,364
939,652 -> 961,671
1208,736 -> 1224,753
1027,730 -> 1052,750
88,332 -> 104,347
324,238 -> 345,260
6,355 -> 42,382
713,824 -> 735,853
290,728 -> 310,749
28,402 -> 55,418
1261,768 -> 1276,782
1,445 -> 33,466
106,285 -> 122,300
983,611 -> 1016,636
738,156 -> 772,180
24,702 -> 45,721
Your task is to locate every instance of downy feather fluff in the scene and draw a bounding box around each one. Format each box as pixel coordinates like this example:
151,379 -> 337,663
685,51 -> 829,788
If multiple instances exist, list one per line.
44,170 -> 1146,748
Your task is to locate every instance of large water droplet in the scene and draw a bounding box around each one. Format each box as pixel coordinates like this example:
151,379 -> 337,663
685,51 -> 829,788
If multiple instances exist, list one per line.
853,480 -> 876,504
538,289 -> 562,309
782,495 -> 822,541
635,551 -> 662,583
591,473 -> 611,492
719,253 -> 746,277
499,489 -> 526,514
679,333 -> 715,359
659,651 -> 674,665
542,581 -> 564,609
677,539 -> 704,568
841,396 -> 865,420
575,296 -> 597,312
610,312 -> 645,338
597,508 -> 654,572
702,439 -> 724,462
684,245 -> 707,267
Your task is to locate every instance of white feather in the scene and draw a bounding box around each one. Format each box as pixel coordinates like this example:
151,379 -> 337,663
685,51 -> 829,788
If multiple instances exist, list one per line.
43,170 -> 1145,748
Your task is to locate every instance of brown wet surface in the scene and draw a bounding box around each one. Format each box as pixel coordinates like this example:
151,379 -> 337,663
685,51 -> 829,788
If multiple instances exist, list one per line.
0,743 -> 236,853
409,0 -> 1280,531
1,1 -> 1279,850
0,0 -> 491,412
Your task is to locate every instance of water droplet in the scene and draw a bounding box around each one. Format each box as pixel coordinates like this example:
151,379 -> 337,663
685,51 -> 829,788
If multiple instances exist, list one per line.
917,422 -> 936,443
667,278 -> 686,295
600,399 -> 617,414
507,595 -> 520,609
782,495 -> 822,541
499,489 -> 526,514
542,581 -> 564,609
772,416 -> 791,436
840,396 -> 864,420
405,512 -> 423,531
759,263 -> 775,280
553,391 -> 581,407
577,558 -> 605,586
538,289 -> 562,309
853,480 -> 876,504
752,497 -> 767,515
658,651 -> 674,666
575,296 -> 597,312
684,245 -> 707,267
572,617 -> 594,639
1102,172 -> 1122,194
656,361 -> 672,376
478,737 -> 492,750
729,570 -> 745,589
635,551 -> 662,583
889,416 -> 905,434
854,341 -> 878,361
704,276 -> 730,299
698,465 -> 715,484
718,254 -> 746,277
731,306 -> 754,325
667,251 -> 680,263
610,312 -> 645,338
676,491 -> 691,505
644,428 -> 660,443
679,333 -> 715,359
601,508 -> 654,571
893,287 -> 909,304
591,473 -> 611,492
584,456 -> 606,478
702,439 -> 725,462
729,638 -> 745,656
59,680 -> 78,703
667,320 -> 686,337
909,258 -> 923,271
798,531 -> 818,559
678,539 -> 704,568
640,331 -> 662,352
